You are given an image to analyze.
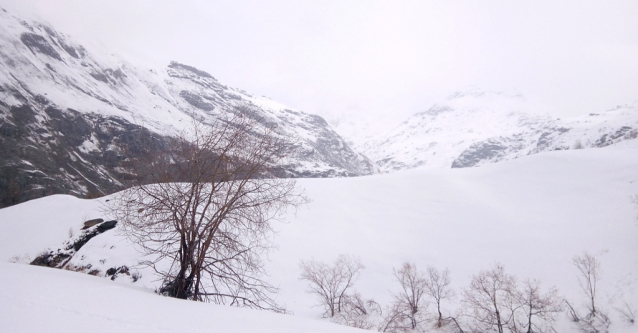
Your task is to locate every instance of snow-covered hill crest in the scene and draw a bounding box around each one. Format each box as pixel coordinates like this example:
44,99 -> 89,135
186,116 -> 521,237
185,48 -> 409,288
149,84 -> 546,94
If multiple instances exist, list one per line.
0,7 -> 376,207
360,87 -> 638,172
2,140 -> 638,332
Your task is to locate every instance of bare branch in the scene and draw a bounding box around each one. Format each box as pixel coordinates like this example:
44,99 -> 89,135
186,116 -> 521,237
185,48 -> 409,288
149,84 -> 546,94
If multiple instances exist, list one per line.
106,104 -> 306,311
299,254 -> 364,318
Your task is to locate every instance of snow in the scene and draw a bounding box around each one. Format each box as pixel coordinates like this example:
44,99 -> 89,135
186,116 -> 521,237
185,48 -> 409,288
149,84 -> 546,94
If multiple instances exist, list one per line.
0,7 -> 373,177
0,263 -> 364,333
361,88 -> 638,172
1,141 -> 637,332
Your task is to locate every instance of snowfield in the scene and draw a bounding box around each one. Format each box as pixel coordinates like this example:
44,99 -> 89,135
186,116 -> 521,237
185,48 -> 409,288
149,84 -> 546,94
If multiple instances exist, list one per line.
0,263 -> 364,333
1,139 -> 638,332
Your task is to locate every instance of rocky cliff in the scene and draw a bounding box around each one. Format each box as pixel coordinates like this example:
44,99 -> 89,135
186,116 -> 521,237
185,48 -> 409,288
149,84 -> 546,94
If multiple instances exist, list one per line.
0,7 -> 376,207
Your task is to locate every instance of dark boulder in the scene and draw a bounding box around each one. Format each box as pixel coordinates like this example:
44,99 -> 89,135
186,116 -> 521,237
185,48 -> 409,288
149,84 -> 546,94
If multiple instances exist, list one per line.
82,218 -> 104,229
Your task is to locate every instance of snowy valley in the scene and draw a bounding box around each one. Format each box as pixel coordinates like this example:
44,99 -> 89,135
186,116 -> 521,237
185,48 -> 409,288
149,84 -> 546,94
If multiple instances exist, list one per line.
2,140 -> 638,332
0,4 -> 638,333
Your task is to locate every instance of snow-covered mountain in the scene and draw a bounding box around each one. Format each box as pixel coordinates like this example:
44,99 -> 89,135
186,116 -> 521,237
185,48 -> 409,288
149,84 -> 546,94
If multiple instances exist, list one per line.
0,7 -> 376,207
360,88 -> 638,172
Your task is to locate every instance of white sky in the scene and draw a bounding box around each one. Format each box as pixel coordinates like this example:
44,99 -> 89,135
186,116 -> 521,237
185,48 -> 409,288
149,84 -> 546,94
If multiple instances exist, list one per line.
2,0 -> 638,138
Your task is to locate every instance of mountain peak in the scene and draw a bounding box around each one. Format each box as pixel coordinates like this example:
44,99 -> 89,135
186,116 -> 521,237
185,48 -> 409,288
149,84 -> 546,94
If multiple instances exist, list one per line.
446,87 -> 525,101
168,61 -> 216,80
360,88 -> 638,172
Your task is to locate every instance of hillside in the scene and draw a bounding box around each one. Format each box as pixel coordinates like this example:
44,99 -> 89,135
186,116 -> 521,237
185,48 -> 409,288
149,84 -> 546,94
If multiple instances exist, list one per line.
360,88 -> 638,172
0,7 -> 376,207
1,139 -> 637,332
0,263 -> 365,333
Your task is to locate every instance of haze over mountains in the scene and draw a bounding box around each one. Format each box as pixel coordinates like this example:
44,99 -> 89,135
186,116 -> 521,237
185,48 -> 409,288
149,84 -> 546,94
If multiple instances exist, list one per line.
359,88 -> 638,172
1,5 -> 638,209
0,7 -> 376,207
1,5 -> 637,333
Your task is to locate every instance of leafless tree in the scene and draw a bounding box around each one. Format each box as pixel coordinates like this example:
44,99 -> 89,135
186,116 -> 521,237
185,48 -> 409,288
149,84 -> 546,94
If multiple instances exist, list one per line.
512,279 -> 563,333
299,254 -> 365,318
380,302 -> 415,333
107,105 -> 305,311
573,253 -> 601,316
462,263 -> 517,333
333,292 -> 382,330
565,253 -> 610,333
424,266 -> 455,328
381,262 -> 429,332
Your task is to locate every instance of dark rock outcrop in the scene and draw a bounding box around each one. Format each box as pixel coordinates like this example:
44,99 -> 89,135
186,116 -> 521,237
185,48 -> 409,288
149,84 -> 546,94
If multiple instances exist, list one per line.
30,219 -> 118,268
0,103 -> 173,208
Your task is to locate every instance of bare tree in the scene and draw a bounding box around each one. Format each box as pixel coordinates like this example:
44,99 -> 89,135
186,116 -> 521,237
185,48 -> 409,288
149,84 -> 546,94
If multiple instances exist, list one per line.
573,253 -> 601,316
424,266 -> 455,328
299,255 -> 365,317
107,105 -> 305,310
566,252 -> 610,333
462,263 -> 517,333
513,279 -> 563,333
381,302 -> 415,333
334,292 -> 382,330
381,262 -> 429,332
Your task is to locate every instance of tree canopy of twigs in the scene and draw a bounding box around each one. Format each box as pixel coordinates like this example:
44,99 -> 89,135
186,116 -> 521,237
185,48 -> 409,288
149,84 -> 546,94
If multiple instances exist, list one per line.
514,279 -> 563,333
462,263 -> 517,333
299,255 -> 365,318
384,262 -> 429,332
424,266 -> 455,328
566,253 -> 610,333
107,104 -> 306,311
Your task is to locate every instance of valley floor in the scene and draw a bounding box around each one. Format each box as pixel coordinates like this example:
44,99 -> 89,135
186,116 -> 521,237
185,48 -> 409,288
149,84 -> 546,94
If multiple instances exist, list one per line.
1,140 -> 638,332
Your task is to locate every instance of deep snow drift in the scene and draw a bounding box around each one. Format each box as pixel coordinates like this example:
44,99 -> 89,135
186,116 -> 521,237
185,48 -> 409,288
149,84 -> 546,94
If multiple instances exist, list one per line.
1,139 -> 637,332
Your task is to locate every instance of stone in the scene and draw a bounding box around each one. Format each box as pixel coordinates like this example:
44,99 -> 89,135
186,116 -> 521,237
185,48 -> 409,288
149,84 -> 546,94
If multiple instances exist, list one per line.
82,218 -> 104,229
97,220 -> 117,232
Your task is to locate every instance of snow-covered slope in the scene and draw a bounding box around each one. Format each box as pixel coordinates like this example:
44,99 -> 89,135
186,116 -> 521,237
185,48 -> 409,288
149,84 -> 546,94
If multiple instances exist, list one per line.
0,263 -> 364,333
0,7 -> 376,207
360,88 -> 638,172
2,140 -> 637,332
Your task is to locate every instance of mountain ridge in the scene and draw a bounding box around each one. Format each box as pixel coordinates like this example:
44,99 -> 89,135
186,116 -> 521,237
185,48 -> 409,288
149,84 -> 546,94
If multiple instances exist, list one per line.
359,87 -> 638,172
0,7 -> 377,207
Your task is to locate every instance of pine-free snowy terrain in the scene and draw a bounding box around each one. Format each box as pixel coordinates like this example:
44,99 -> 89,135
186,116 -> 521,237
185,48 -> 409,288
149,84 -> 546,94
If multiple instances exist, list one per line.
1,139 -> 637,332
360,88 -> 638,172
0,263 -> 364,333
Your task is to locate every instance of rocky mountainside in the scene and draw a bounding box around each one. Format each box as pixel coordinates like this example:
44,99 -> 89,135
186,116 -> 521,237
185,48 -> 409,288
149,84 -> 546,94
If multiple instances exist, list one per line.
0,7 -> 376,207
359,88 -> 638,172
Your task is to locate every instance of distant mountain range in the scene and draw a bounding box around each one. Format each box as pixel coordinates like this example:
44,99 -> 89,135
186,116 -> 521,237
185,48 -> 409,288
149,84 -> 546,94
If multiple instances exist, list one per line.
359,88 -> 638,172
1,6 -> 637,207
0,7 -> 376,207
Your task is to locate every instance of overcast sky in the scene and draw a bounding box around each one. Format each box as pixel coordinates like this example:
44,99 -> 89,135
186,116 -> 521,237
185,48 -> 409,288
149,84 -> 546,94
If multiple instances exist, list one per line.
3,0 -> 638,137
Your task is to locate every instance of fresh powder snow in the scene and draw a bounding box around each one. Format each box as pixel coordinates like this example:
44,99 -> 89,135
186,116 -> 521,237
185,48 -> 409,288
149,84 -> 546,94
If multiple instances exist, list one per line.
1,139 -> 637,332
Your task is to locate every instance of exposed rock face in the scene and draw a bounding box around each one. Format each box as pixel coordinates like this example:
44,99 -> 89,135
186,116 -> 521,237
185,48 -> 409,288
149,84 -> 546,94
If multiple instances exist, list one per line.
360,88 -> 638,172
0,8 -> 376,207
0,102 -> 172,207
31,219 -> 118,268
